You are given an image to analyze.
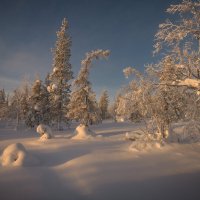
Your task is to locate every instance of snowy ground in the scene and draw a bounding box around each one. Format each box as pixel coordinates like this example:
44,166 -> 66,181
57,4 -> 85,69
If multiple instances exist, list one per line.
0,120 -> 200,200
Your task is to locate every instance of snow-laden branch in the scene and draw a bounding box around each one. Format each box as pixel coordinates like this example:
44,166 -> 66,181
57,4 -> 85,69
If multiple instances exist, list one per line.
175,78 -> 200,88
75,49 -> 110,85
81,49 -> 110,70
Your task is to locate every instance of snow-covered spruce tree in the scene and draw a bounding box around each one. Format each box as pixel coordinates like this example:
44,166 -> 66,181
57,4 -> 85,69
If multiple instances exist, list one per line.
67,49 -> 110,126
26,79 -> 50,128
48,18 -> 73,130
98,90 -> 109,120
20,81 -> 30,122
0,89 -> 8,120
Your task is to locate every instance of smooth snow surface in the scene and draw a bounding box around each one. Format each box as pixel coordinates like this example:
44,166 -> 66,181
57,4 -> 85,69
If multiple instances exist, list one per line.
0,120 -> 200,200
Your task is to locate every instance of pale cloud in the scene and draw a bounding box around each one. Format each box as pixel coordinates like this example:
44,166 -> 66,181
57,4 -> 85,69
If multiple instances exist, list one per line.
1,51 -> 44,72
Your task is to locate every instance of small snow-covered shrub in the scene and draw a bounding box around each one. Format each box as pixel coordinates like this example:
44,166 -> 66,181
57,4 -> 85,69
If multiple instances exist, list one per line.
40,133 -> 52,141
0,143 -> 39,167
72,124 -> 95,140
36,124 -> 53,140
127,131 -> 164,151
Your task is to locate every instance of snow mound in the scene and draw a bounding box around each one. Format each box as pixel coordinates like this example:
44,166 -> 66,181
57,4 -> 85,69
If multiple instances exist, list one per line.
127,132 -> 164,151
0,143 -> 39,167
39,133 -> 52,141
36,124 -> 53,140
72,124 -> 96,140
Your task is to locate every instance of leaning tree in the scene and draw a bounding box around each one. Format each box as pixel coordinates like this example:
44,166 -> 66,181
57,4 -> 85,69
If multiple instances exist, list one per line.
67,49 -> 110,126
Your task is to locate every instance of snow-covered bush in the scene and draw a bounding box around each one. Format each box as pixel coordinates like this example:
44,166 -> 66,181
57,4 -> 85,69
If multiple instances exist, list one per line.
127,132 -> 164,151
1,143 -> 39,167
72,124 -> 96,140
36,124 -> 53,140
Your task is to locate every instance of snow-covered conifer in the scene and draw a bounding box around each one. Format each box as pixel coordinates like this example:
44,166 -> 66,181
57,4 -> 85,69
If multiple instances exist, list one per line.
98,90 -> 109,120
20,82 -> 30,121
26,79 -> 50,128
48,18 -> 73,130
67,49 -> 110,126
0,89 -> 8,120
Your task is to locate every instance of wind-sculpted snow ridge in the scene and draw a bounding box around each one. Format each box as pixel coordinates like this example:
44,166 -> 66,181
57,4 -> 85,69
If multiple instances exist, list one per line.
36,124 -> 53,140
72,124 -> 96,140
0,143 -> 39,167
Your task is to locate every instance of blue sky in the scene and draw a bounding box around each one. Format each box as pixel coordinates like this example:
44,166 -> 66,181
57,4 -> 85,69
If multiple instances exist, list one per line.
0,0 -> 181,100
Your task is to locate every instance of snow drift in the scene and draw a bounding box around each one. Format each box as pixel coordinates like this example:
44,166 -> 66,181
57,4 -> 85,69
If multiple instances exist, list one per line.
72,124 -> 96,139
36,124 -> 53,140
0,143 -> 39,167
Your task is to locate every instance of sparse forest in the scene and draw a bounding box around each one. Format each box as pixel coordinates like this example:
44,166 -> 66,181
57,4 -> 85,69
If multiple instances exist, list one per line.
1,0 -> 199,143
0,1 -> 200,199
